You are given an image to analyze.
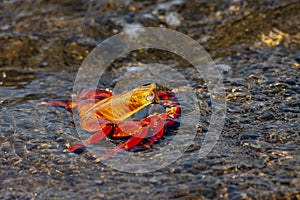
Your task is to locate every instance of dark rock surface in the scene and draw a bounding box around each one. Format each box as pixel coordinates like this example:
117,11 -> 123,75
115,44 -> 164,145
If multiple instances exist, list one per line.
0,0 -> 299,199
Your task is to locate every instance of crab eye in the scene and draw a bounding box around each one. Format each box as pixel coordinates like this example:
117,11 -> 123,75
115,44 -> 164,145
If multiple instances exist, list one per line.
146,92 -> 155,102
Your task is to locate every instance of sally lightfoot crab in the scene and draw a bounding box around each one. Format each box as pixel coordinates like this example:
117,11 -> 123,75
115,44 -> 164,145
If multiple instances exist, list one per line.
39,83 -> 181,161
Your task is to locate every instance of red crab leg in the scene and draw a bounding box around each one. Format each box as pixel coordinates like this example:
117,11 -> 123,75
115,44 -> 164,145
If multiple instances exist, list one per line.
94,113 -> 167,162
95,125 -> 150,162
78,89 -> 112,100
37,89 -> 112,109
94,116 -> 156,162
67,117 -> 114,152
67,125 -> 113,152
158,91 -> 181,126
111,120 -> 141,138
37,100 -> 80,109
143,113 -> 167,146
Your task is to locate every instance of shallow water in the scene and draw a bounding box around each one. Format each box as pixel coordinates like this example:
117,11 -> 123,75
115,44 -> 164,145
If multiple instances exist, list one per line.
1,0 -> 300,199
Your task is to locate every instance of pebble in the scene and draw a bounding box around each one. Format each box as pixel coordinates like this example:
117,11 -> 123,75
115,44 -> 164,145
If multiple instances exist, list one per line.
94,180 -> 104,185
238,131 -> 260,140
56,137 -> 65,142
260,111 -> 275,121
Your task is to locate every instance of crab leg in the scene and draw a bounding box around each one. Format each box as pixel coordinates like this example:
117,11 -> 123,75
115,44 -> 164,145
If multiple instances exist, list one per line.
67,125 -> 113,152
38,89 -> 112,109
67,117 -> 114,152
158,91 -> 181,126
95,125 -> 150,162
143,113 -> 167,146
69,118 -> 144,153
37,100 -> 80,109
78,89 -> 112,100
95,113 -> 167,162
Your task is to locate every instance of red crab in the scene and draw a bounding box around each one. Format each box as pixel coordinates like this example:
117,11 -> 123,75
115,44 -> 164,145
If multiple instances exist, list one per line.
39,83 -> 181,161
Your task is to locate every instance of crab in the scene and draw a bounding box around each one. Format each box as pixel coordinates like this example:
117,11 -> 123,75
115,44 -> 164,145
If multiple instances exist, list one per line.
39,83 -> 181,161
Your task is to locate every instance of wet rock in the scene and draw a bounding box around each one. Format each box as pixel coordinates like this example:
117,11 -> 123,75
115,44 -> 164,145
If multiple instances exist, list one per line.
238,132 -> 260,140
279,107 -> 300,113
272,82 -> 291,90
286,100 -> 300,108
241,140 -> 272,152
138,13 -> 159,26
149,177 -> 162,185
56,137 -> 65,143
292,53 -> 300,63
1,0 -> 300,199
267,55 -> 281,63
259,111 -> 275,121
94,179 -> 103,185
284,79 -> 297,86
170,167 -> 181,173
124,12 -> 136,23
227,185 -> 244,200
